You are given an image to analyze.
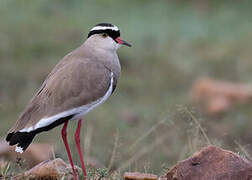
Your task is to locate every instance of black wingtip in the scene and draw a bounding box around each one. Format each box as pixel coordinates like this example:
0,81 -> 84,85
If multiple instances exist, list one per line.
6,131 -> 36,152
6,115 -> 75,152
6,132 -> 14,142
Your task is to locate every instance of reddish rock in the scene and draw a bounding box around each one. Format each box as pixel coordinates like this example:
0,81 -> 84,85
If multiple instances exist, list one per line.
15,158 -> 81,180
0,140 -> 53,167
167,145 -> 252,180
124,172 -> 158,180
191,78 -> 252,116
207,96 -> 231,114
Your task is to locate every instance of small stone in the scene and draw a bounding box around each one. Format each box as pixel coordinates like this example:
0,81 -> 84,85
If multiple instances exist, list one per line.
124,172 -> 158,180
15,158 -> 81,180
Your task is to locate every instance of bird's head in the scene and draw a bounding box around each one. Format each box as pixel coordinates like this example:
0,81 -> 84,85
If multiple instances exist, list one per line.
87,23 -> 131,51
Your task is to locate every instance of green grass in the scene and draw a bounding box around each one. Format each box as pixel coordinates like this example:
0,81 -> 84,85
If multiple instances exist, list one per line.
1,0 -> 252,177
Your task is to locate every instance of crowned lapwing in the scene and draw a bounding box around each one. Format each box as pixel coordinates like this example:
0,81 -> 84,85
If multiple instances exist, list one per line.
6,23 -> 131,179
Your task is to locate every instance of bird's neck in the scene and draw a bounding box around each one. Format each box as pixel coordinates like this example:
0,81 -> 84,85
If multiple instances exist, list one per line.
81,40 -> 118,62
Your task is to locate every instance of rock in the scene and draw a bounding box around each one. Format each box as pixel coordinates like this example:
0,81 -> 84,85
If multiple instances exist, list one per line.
124,172 -> 158,180
206,96 -> 232,116
0,140 -> 53,167
166,145 -> 252,180
15,158 -> 81,180
191,78 -> 252,116
157,176 -> 167,180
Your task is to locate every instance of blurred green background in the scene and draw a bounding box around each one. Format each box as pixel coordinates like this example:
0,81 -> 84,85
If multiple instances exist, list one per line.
1,0 -> 252,176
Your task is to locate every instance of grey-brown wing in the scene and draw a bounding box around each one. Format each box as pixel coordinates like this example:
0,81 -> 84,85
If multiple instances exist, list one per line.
9,59 -> 111,132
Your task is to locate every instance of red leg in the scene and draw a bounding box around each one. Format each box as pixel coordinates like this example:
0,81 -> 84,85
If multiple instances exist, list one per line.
75,119 -> 87,178
61,120 -> 78,180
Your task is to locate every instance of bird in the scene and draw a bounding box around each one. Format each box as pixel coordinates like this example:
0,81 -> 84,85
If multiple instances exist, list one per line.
6,23 -> 131,179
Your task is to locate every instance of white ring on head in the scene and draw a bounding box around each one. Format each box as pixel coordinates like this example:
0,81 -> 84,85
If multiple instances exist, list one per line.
90,25 -> 119,32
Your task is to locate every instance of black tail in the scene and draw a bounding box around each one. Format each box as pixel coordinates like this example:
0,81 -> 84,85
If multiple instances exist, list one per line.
6,131 -> 36,152
6,114 -> 74,152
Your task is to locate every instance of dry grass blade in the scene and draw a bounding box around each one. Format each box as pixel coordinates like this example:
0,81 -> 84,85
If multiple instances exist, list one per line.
50,147 -> 61,177
234,140 -> 252,161
178,143 -> 189,161
184,107 -> 212,145
3,162 -> 10,179
84,124 -> 93,159
108,129 -> 119,171
118,133 -> 170,172
128,117 -> 169,152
